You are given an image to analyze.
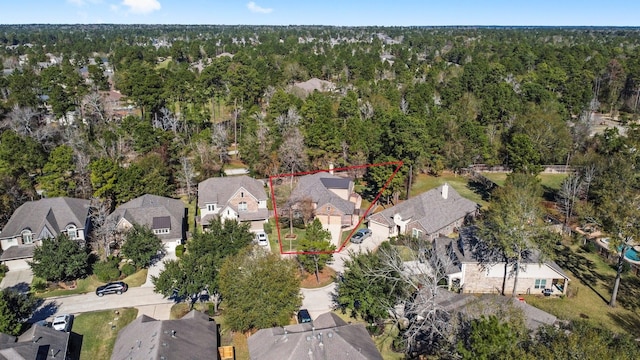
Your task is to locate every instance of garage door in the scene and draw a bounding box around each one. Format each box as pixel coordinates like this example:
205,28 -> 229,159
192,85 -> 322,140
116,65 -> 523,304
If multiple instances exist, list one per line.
369,221 -> 391,241
4,259 -> 31,271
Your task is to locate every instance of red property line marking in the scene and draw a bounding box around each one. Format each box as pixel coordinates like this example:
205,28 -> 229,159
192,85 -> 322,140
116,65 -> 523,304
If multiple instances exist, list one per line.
269,160 -> 404,255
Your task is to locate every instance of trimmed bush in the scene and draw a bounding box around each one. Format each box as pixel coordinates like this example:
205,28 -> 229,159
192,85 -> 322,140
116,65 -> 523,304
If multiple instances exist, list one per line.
175,244 -> 185,257
31,277 -> 47,293
263,222 -> 272,235
93,258 -> 121,282
121,263 -> 136,277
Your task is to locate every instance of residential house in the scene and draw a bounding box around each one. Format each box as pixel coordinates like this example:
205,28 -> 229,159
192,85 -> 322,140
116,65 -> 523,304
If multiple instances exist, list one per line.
288,172 -> 362,229
414,289 -> 558,332
248,312 -> 383,360
0,197 -> 90,271
368,183 -> 478,242
433,228 -> 570,296
197,175 -> 268,231
0,322 -> 75,360
111,310 -> 218,360
107,194 -> 186,247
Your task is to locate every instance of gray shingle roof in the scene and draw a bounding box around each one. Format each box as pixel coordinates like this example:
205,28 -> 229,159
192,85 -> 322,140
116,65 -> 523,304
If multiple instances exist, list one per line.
110,310 -> 217,360
289,173 -> 355,215
248,312 -> 383,360
197,175 -> 267,208
430,290 -> 557,331
0,197 -> 90,240
0,324 -> 70,360
369,184 -> 478,234
108,194 -> 185,241
0,245 -> 34,261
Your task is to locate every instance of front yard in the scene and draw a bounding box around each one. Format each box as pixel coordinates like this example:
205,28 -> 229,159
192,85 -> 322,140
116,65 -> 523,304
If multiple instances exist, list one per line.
72,307 -> 138,360
33,268 -> 148,298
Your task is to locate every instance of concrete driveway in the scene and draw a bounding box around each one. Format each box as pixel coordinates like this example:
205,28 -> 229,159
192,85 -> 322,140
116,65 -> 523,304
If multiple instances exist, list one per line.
32,286 -> 173,323
301,283 -> 336,320
0,269 -> 33,293
143,248 -> 177,288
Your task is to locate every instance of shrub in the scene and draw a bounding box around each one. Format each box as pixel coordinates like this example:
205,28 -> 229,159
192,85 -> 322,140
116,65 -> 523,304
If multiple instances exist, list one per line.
263,222 -> 272,235
121,263 -> 136,277
31,278 -> 47,293
93,258 -> 121,282
175,244 -> 185,258
0,264 -> 8,276
583,241 -> 596,253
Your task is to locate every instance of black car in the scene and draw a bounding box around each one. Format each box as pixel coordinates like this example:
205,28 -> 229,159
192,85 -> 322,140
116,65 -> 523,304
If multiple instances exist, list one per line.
297,309 -> 312,324
96,281 -> 128,297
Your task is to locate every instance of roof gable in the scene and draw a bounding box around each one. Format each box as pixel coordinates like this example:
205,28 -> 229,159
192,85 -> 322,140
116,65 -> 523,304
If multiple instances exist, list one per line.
1,197 -> 90,240
248,312 -> 382,360
369,184 -> 478,234
111,310 -> 217,360
290,173 -> 355,215
197,176 -> 267,208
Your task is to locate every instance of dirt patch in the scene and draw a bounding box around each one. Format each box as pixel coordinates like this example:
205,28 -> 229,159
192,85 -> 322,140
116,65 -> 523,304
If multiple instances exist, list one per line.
300,267 -> 336,289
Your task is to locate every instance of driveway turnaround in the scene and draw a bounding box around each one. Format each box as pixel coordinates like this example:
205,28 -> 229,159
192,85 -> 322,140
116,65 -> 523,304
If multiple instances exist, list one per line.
300,283 -> 337,320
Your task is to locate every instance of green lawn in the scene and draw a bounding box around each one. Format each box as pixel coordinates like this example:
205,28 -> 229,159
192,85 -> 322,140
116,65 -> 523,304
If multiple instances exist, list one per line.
35,268 -> 148,298
522,243 -> 640,335
409,172 -> 489,208
72,308 -> 138,360
480,172 -> 568,190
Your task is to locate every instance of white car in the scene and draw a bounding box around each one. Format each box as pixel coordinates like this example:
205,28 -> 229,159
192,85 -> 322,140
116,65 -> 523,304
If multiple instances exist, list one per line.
52,314 -> 72,332
256,231 -> 269,246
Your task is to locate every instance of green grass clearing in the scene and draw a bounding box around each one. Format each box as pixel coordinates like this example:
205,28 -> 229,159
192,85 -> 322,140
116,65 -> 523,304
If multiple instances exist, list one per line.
34,275 -> 104,298
121,268 -> 148,287
480,172 -> 568,191
72,307 -> 138,360
409,172 -> 489,208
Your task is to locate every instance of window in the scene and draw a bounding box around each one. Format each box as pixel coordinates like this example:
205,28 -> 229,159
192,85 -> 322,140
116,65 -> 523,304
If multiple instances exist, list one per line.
21,230 -> 33,244
66,225 -> 77,240
412,228 -> 423,239
534,279 -> 547,289
207,204 -> 216,212
153,228 -> 170,235
238,202 -> 247,212
241,192 -> 244,198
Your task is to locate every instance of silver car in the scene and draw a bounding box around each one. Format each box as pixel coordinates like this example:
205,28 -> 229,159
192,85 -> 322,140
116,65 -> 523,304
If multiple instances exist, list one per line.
350,228 -> 372,244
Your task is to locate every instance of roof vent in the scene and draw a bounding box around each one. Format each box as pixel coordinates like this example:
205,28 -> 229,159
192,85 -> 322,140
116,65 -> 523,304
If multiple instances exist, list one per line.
171,330 -> 176,338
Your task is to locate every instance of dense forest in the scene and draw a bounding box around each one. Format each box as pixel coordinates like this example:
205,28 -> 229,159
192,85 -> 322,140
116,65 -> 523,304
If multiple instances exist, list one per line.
1,25 -> 640,224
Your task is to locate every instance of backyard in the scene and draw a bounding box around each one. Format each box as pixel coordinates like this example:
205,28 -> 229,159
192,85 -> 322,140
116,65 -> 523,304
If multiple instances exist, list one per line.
522,241 -> 640,335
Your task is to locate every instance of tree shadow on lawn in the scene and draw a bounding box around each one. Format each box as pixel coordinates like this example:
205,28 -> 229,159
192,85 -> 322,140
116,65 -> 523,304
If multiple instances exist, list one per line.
555,246 -> 610,304
609,312 -> 640,334
541,185 -> 558,202
607,275 -> 640,311
467,178 -> 495,202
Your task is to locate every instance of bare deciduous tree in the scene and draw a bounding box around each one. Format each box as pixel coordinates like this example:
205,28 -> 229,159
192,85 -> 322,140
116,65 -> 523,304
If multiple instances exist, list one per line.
365,244 -> 457,356
177,156 -> 196,201
275,107 -> 301,134
359,100 -> 374,121
557,174 -> 583,227
211,123 -> 230,164
279,127 -> 307,178
4,105 -> 38,135
89,198 -> 119,261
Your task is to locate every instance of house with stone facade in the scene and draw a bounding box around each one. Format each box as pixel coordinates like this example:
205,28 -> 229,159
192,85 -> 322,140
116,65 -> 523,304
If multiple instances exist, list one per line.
107,194 -> 186,246
287,172 -> 362,229
197,175 -> 268,231
368,183 -> 478,241
0,197 -> 90,271
433,228 -> 570,296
